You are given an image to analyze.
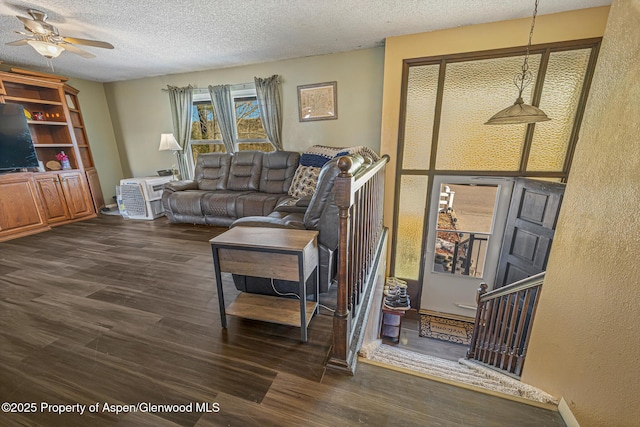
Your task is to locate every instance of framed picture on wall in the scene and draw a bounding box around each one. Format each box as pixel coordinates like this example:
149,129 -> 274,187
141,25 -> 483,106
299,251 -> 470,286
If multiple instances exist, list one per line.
297,81 -> 337,122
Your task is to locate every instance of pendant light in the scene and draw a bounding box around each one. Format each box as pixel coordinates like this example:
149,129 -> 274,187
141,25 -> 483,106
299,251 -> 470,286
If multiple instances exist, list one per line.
485,0 -> 550,125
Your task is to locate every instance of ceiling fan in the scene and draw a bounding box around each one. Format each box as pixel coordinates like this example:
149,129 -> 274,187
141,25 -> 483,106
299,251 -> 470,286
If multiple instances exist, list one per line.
6,8 -> 114,59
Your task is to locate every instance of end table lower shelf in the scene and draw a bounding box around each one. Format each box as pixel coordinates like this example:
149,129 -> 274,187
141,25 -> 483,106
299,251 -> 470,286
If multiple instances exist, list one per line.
227,293 -> 317,328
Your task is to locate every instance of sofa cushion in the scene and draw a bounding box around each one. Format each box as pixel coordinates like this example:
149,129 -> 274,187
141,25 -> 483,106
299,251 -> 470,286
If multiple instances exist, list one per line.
235,193 -> 290,217
194,153 -> 231,191
164,190 -> 204,217
259,151 -> 300,194
228,151 -> 263,191
201,190 -> 248,218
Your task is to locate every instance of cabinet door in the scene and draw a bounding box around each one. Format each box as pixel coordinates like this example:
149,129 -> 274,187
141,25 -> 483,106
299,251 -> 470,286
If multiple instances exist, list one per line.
85,167 -> 105,212
34,174 -> 70,224
0,174 -> 48,240
60,171 -> 94,218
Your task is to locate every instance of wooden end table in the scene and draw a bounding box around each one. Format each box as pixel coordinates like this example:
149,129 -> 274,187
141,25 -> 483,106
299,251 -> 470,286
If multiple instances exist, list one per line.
210,226 -> 319,342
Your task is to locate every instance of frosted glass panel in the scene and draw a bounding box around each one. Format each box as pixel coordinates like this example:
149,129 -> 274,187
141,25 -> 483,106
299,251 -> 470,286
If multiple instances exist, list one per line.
528,49 -> 591,171
395,175 -> 429,280
403,65 -> 438,170
437,55 -> 541,171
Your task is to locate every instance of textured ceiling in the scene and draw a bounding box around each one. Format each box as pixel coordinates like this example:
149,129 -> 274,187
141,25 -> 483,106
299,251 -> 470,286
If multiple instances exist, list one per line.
0,1 -> 611,83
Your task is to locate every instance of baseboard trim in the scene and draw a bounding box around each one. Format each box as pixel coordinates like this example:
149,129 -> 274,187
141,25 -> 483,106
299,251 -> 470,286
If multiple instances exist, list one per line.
558,397 -> 580,427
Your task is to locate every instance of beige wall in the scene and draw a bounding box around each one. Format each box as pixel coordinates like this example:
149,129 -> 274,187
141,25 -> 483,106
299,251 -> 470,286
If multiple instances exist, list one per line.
522,1 -> 640,425
379,6 -> 610,242
66,78 -> 124,203
103,48 -> 384,178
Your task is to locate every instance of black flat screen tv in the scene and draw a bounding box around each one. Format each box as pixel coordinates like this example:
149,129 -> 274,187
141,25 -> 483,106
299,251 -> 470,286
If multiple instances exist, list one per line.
0,103 -> 39,171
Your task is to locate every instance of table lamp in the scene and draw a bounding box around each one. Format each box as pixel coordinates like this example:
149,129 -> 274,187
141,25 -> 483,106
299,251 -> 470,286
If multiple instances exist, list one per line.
158,133 -> 181,179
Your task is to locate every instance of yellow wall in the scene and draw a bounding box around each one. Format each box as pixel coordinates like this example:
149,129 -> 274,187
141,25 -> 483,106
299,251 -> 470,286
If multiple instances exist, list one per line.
104,48 -> 384,178
66,78 -> 124,203
379,6 -> 610,236
522,1 -> 640,425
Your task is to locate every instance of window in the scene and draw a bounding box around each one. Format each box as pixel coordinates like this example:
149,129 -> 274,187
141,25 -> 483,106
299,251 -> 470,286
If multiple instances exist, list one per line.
392,39 -> 600,281
188,89 -> 272,171
234,96 -> 267,140
190,101 -> 224,165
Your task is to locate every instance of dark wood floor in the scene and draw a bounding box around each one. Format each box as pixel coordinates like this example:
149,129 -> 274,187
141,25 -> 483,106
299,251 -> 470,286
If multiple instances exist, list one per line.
0,215 -> 566,426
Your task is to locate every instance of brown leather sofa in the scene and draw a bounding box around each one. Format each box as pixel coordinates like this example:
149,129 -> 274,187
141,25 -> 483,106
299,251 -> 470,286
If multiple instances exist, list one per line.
162,149 -> 366,294
162,150 -> 300,227
231,154 -> 366,294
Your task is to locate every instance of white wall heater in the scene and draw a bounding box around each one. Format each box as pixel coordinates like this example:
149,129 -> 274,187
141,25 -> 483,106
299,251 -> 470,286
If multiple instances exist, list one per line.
117,176 -> 174,220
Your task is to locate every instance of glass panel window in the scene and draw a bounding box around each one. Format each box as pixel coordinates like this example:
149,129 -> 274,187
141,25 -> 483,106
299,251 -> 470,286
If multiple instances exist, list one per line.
190,143 -> 226,166
189,101 -> 224,166
403,64 -> 438,170
527,49 -> 591,172
437,55 -> 541,171
395,175 -> 429,280
234,96 -> 267,141
191,102 -> 221,141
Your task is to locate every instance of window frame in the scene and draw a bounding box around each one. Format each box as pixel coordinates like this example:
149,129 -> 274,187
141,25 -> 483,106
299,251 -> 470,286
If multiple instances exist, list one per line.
390,38 -> 602,291
188,87 -> 270,172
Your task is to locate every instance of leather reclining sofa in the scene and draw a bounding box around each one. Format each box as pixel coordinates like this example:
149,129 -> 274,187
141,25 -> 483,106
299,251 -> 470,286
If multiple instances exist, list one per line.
162,150 -> 366,294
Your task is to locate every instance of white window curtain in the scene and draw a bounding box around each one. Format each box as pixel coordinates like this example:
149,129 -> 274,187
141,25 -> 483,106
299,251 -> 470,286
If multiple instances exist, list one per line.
167,85 -> 193,179
208,85 -> 237,153
254,75 -> 283,151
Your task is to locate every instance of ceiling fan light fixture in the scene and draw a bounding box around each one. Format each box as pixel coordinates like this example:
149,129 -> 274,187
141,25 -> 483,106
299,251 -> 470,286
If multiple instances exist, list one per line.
27,40 -> 64,58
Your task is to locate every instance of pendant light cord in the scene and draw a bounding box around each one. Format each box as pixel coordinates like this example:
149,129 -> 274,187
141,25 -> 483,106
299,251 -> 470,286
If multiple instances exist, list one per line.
516,0 -> 540,97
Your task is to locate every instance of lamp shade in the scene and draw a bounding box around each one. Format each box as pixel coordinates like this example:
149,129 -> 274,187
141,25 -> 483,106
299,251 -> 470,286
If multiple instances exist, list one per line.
27,40 -> 65,58
485,97 -> 550,125
159,133 -> 181,151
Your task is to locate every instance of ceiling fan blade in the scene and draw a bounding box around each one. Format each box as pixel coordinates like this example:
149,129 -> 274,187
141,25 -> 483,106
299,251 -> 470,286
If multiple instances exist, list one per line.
61,43 -> 96,58
6,39 -> 30,46
17,15 -> 47,34
62,37 -> 113,49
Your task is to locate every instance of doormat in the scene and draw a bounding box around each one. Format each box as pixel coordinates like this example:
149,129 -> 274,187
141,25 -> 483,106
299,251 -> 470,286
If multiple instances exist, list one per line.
419,313 -> 474,345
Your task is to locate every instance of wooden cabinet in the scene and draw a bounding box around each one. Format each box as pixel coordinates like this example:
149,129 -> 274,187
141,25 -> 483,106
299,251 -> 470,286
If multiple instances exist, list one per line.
34,171 -> 94,224
34,173 -> 70,224
0,69 -> 100,241
0,173 -> 49,242
86,167 -> 105,212
59,171 -> 94,218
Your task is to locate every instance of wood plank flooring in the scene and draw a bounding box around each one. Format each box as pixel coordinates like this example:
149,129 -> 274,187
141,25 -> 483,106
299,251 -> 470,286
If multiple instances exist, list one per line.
0,215 -> 566,426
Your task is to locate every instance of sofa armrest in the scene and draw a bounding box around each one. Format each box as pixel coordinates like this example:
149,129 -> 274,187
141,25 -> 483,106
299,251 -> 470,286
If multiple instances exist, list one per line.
274,196 -> 309,214
163,180 -> 198,192
295,196 -> 312,208
231,212 -> 305,229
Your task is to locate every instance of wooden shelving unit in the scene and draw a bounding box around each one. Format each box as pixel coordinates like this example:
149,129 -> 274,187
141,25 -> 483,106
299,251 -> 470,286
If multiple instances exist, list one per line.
0,69 -> 103,242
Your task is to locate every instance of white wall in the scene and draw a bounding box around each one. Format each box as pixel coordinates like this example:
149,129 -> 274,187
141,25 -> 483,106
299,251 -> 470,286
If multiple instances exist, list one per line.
104,48 -> 384,178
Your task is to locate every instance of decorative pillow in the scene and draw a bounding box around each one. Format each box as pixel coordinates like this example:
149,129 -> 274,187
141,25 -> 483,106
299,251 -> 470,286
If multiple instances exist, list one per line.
289,165 -> 321,198
288,145 -> 381,198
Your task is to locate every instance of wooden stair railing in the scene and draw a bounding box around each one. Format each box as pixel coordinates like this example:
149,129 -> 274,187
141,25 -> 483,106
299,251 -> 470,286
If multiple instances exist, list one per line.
327,154 -> 389,374
466,272 -> 545,377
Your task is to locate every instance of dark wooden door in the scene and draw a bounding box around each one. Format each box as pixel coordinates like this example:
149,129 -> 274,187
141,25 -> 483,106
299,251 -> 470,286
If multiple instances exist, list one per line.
495,178 -> 565,288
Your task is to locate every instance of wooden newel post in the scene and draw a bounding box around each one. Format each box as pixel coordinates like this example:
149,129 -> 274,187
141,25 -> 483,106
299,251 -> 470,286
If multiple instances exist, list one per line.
330,156 -> 354,369
467,282 -> 488,359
